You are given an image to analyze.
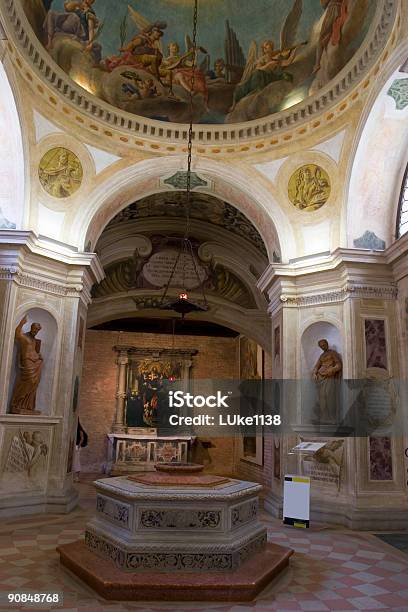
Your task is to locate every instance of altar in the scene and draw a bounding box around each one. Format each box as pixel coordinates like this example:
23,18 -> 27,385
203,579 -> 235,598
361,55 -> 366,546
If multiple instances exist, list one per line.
108,346 -> 198,474
108,432 -> 195,474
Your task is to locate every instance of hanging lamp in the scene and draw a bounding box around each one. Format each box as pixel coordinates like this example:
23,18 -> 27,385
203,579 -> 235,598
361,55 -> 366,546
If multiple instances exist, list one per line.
159,0 -> 208,320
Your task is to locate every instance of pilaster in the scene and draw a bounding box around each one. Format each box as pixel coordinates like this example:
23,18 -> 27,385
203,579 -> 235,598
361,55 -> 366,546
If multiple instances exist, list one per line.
0,230 -> 104,517
260,247 -> 408,529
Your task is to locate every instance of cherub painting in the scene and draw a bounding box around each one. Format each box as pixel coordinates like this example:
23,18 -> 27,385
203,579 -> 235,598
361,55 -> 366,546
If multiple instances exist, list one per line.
22,0 -> 375,124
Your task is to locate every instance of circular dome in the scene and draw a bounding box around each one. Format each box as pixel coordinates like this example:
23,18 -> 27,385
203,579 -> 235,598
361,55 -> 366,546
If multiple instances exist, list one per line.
18,0 -> 384,128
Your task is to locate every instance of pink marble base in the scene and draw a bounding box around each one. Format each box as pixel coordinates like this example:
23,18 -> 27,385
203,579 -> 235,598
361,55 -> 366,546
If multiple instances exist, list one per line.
128,472 -> 230,487
57,541 -> 293,601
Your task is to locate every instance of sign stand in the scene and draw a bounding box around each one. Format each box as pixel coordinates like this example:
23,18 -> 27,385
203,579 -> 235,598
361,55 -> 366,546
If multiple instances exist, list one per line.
283,442 -> 329,528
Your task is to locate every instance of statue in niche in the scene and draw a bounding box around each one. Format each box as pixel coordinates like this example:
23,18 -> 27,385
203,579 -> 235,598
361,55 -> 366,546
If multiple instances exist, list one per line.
312,339 -> 342,424
10,317 -> 43,415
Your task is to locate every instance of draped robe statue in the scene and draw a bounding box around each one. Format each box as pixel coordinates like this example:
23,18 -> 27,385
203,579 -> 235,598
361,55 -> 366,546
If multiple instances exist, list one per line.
312,338 -> 342,424
10,317 -> 43,414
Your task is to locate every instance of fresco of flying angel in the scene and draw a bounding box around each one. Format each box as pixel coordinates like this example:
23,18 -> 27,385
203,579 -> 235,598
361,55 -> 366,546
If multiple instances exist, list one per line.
103,5 -> 166,76
231,0 -> 307,109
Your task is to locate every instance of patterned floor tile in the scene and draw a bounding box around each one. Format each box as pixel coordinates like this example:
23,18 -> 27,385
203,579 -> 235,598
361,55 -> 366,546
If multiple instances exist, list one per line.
0,478 -> 406,611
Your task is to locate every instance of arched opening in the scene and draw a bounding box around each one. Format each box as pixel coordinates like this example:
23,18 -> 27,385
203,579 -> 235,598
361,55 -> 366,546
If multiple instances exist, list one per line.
69,155 -> 293,263
78,190 -> 273,477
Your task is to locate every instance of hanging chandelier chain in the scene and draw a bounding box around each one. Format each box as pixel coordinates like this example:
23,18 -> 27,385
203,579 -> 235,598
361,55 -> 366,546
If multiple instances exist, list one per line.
185,0 -> 198,241
158,0 -> 208,318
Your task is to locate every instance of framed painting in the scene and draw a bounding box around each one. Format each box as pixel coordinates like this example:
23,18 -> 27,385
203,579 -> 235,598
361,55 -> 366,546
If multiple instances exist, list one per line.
239,335 -> 264,466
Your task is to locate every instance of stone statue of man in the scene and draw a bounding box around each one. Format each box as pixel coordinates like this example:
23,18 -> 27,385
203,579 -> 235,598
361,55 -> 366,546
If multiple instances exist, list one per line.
312,338 -> 342,424
10,316 -> 43,415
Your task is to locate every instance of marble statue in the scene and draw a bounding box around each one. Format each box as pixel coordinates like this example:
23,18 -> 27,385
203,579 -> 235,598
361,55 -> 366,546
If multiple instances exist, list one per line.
312,338 -> 342,424
10,316 -> 43,415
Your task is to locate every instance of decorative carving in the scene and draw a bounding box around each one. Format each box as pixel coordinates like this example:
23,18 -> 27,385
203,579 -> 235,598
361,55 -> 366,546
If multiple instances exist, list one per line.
96,495 -> 130,527
163,171 -> 207,191
288,164 -> 331,212
3,429 -> 49,479
126,552 -> 232,571
231,500 -> 258,528
85,531 -> 126,568
387,78 -> 408,110
353,231 -> 386,250
238,533 -> 267,565
139,509 -> 221,530
38,148 -> 83,198
85,529 -> 267,572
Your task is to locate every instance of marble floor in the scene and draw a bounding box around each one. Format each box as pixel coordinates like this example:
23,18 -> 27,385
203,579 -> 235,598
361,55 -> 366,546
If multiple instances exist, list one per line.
0,475 -> 407,612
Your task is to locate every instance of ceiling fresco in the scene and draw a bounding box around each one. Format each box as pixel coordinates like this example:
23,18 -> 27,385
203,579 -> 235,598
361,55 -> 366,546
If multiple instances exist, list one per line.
105,192 -> 268,257
22,0 -> 376,125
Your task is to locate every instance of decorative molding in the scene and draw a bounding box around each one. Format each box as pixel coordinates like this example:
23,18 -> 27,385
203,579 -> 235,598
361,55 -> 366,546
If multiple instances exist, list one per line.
113,346 -> 198,358
14,272 -> 82,296
279,284 -> 398,307
387,78 -> 408,111
0,266 -> 17,280
353,231 -> 386,251
95,479 -> 262,503
163,171 -> 208,190
1,0 -> 397,146
0,267 -> 83,296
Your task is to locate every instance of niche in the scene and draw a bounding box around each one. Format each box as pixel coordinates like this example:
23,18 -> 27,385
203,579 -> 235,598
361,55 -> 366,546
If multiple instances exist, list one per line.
8,308 -> 58,416
300,321 -> 343,423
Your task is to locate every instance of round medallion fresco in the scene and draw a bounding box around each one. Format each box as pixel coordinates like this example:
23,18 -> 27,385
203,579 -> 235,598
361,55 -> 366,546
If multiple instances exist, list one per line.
288,164 -> 331,212
38,147 -> 83,198
22,0 -> 376,125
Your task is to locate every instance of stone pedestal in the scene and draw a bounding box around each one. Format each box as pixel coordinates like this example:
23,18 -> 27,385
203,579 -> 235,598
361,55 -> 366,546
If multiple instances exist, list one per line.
58,468 -> 293,600
85,474 -> 267,571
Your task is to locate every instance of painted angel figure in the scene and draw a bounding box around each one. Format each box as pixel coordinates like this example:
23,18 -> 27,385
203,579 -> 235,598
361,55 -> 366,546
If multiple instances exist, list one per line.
103,5 -> 166,76
161,36 -> 209,105
231,0 -> 306,109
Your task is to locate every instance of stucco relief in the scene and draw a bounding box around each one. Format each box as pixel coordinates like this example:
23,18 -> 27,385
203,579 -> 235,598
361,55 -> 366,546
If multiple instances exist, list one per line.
288,164 -> 331,212
39,147 -> 83,198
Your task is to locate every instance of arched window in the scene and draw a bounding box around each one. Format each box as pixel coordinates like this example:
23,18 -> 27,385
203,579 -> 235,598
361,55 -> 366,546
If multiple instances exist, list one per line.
397,165 -> 408,238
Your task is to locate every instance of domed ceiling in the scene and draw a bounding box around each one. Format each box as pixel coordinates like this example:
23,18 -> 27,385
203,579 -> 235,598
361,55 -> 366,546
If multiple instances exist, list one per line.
21,0 -> 376,125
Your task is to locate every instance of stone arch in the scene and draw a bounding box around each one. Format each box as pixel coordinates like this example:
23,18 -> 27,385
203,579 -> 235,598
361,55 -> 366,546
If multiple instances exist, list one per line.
0,62 -> 25,230
68,155 -> 296,264
345,41 -> 408,249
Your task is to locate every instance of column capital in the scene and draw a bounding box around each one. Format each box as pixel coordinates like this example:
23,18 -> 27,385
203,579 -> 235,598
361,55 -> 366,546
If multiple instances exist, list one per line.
0,230 -> 104,305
